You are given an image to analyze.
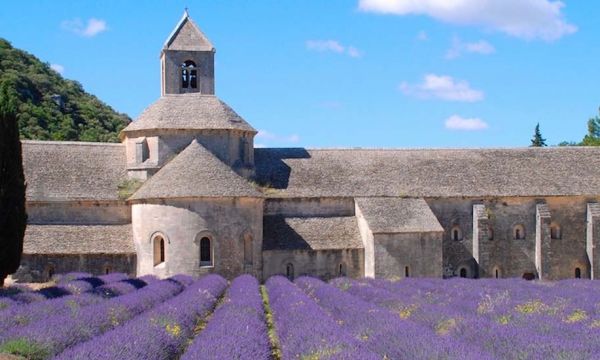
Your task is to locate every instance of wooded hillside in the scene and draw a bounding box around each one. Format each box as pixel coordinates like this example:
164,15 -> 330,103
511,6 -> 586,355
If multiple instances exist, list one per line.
0,38 -> 130,142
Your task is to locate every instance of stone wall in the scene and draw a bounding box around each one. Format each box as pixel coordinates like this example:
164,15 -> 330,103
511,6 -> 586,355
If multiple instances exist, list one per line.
27,201 -> 130,225
264,197 -> 354,217
125,130 -> 254,179
132,197 -> 263,279
373,232 -> 442,279
431,196 -> 597,279
262,248 -> 364,281
14,254 -> 136,282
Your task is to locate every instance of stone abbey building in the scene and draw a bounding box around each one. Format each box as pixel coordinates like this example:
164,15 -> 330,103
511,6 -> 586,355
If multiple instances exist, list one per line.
15,13 -> 600,282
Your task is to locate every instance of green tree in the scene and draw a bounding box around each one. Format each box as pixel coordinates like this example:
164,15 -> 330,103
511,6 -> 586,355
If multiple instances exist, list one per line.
0,82 -> 27,286
530,123 -> 547,147
581,108 -> 600,146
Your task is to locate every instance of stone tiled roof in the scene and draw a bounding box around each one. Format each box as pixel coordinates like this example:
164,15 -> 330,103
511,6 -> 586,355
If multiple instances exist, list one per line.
130,140 -> 262,200
356,197 -> 443,233
22,141 -> 127,202
263,216 -> 363,251
23,224 -> 134,254
163,12 -> 214,51
122,95 -> 255,134
254,147 -> 600,198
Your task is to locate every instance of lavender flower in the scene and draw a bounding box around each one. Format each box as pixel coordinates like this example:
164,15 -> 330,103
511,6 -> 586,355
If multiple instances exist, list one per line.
181,275 -> 271,360
266,276 -> 378,359
55,274 -> 227,360
0,278 -> 185,358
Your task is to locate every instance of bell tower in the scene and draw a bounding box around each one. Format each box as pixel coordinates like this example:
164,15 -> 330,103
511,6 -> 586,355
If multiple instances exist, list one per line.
161,10 -> 215,95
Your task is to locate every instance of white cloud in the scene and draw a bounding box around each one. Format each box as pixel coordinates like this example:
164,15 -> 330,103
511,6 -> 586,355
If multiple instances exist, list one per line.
256,130 -> 300,145
61,18 -> 108,37
416,30 -> 428,41
445,115 -> 488,130
446,37 -> 495,59
50,64 -> 65,75
400,74 -> 484,102
358,0 -> 576,41
347,46 -> 362,58
306,40 -> 363,58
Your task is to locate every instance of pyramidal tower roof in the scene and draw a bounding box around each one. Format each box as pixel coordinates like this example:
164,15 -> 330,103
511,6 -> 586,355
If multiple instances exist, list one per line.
163,10 -> 214,52
130,140 -> 262,200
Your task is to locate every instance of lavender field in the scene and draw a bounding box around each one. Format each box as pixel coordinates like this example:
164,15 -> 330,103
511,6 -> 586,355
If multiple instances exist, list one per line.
0,273 -> 599,359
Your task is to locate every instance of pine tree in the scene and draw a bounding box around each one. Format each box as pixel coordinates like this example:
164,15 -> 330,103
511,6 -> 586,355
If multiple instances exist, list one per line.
0,82 -> 27,286
530,123 -> 547,147
581,108 -> 600,146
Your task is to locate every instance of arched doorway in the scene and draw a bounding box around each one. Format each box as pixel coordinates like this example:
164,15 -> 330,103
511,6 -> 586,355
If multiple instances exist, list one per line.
575,267 -> 581,279
459,268 -> 467,278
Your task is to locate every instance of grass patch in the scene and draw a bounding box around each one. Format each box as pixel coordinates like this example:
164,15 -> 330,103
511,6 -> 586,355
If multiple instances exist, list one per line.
260,285 -> 282,360
0,339 -> 50,360
117,179 -> 144,200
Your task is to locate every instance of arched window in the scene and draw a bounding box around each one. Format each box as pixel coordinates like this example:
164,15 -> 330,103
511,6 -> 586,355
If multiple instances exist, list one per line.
493,266 -> 501,279
404,266 -> 410,278
153,235 -> 165,266
286,263 -> 294,280
495,269 -> 499,278
338,263 -> 345,277
522,272 -> 535,281
200,237 -> 212,267
575,267 -> 581,279
181,60 -> 197,89
488,226 -> 494,241
104,266 -> 112,275
243,234 -> 253,266
550,223 -> 561,240
451,225 -> 462,241
513,225 -> 525,240
459,268 -> 467,278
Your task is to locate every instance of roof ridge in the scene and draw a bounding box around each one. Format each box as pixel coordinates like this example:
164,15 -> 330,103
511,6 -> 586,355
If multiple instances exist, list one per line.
22,140 -> 124,147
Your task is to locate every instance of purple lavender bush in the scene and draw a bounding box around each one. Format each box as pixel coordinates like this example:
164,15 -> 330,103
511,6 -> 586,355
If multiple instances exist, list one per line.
297,276 -> 491,360
0,278 -> 148,337
181,275 -> 271,360
0,278 -> 185,359
266,276 -> 378,359
55,274 -> 227,360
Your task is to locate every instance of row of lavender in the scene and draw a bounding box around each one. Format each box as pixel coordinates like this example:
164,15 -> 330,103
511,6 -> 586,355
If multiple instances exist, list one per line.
3,274 -> 600,359
331,277 -> 600,359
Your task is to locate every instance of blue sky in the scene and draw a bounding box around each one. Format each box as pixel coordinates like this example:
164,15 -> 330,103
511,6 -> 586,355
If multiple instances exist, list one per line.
1,0 -> 598,148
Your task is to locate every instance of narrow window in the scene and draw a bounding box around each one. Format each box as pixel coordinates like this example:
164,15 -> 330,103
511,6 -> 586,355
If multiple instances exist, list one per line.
244,234 -> 253,266
451,226 -> 462,241
181,68 -> 188,88
405,266 -> 410,277
575,268 -> 581,279
181,60 -> 197,89
460,268 -> 467,278
488,226 -> 494,241
200,237 -> 212,266
47,266 -> 55,281
495,269 -> 499,278
135,138 -> 149,164
514,225 -> 525,240
153,236 -> 165,266
104,266 -> 112,275
190,69 -> 197,88
338,263 -> 345,277
286,263 -> 294,280
550,224 -> 561,240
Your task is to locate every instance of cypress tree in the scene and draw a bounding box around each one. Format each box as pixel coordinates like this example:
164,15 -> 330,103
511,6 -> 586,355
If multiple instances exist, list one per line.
530,123 -> 547,147
0,82 -> 27,286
